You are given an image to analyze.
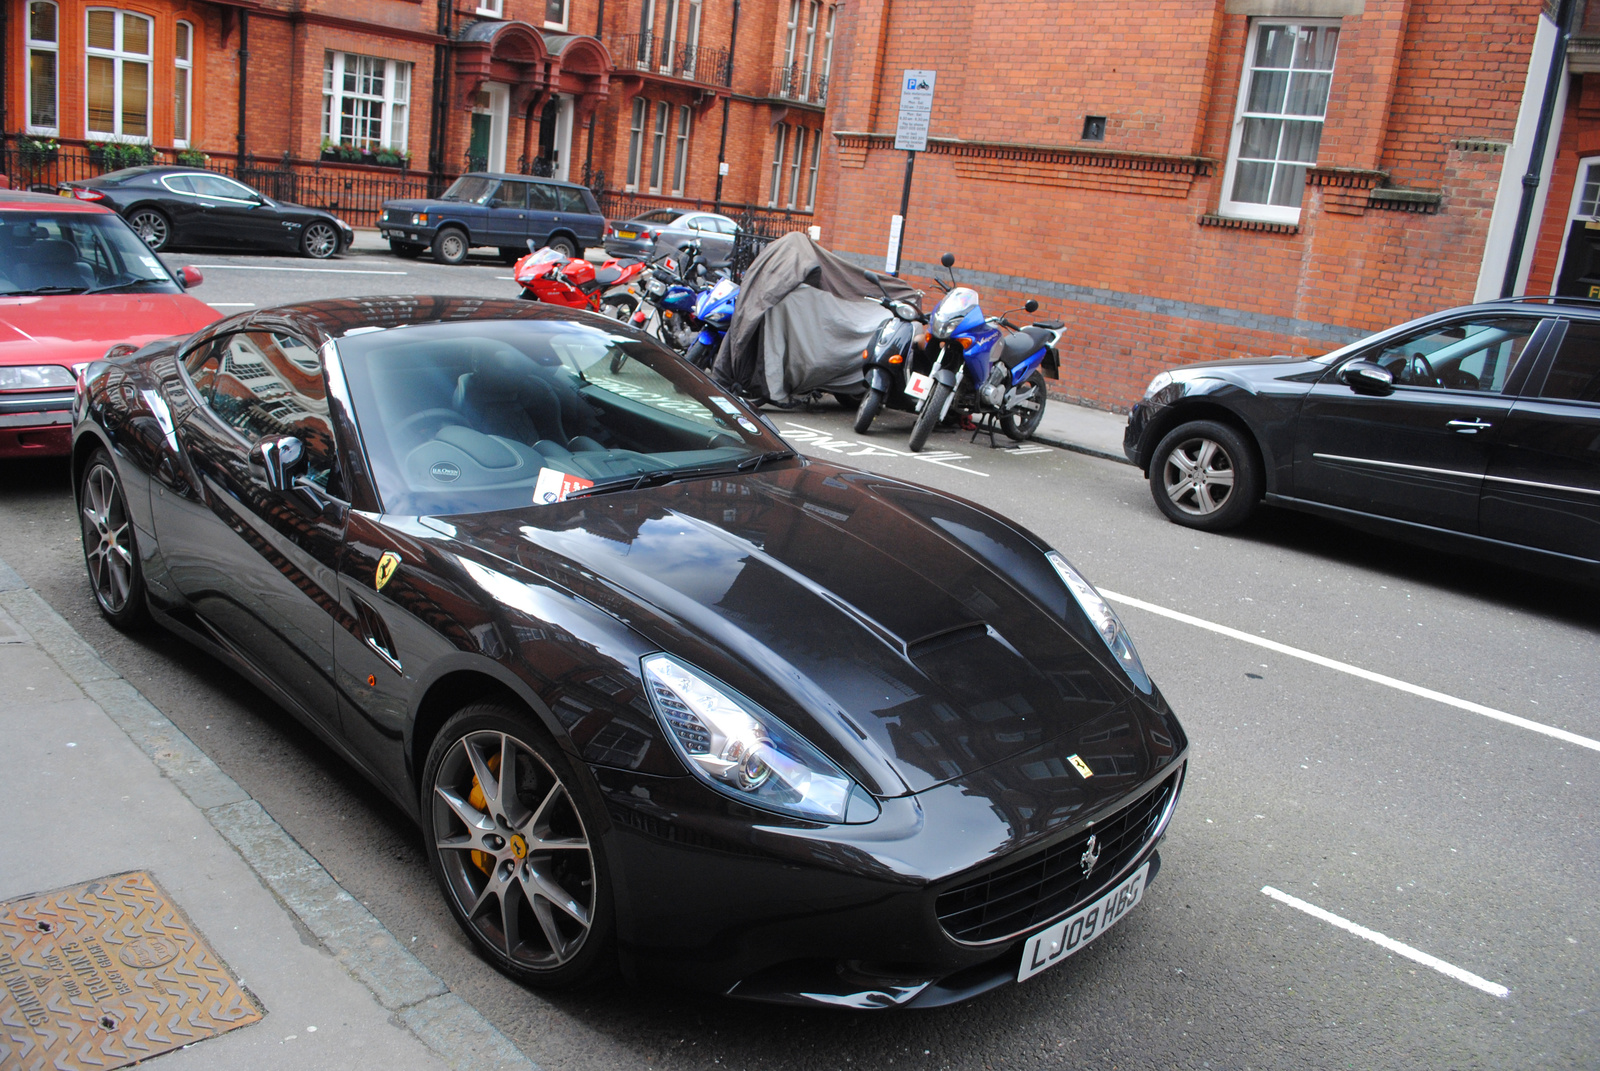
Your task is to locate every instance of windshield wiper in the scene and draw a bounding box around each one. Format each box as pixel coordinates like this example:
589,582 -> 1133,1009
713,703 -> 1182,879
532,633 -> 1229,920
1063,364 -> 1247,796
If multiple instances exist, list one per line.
83,278 -> 168,295
562,467 -> 685,501
3,285 -> 87,296
735,449 -> 796,473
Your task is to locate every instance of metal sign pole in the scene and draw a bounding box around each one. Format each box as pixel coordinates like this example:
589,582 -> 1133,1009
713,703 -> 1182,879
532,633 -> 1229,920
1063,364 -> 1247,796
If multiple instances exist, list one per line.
888,69 -> 935,277
891,151 -> 916,276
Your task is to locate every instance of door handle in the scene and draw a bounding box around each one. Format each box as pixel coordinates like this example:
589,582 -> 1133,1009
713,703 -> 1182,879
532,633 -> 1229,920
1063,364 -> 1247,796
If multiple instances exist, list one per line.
1447,419 -> 1493,433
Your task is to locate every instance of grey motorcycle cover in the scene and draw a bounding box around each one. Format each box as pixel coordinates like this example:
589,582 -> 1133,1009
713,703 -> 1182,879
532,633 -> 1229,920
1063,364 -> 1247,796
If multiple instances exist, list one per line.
712,232 -> 921,403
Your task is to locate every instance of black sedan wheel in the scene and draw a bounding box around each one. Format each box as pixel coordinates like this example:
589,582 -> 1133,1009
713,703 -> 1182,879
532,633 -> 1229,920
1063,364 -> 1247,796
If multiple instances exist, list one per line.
301,221 -> 339,259
424,703 -> 612,988
1150,419 -> 1261,530
79,451 -> 148,628
127,208 -> 171,252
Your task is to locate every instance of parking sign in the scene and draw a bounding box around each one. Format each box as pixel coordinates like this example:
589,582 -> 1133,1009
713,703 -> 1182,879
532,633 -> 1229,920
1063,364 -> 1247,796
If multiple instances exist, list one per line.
895,70 -> 936,152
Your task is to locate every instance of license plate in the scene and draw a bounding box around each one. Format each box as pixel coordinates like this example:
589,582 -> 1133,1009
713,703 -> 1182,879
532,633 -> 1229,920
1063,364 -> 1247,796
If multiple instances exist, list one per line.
1017,862 -> 1148,982
906,372 -> 932,399
619,230 -> 638,239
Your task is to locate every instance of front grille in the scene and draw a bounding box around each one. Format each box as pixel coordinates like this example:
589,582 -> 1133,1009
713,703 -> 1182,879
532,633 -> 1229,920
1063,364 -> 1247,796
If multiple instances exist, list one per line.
935,768 -> 1181,944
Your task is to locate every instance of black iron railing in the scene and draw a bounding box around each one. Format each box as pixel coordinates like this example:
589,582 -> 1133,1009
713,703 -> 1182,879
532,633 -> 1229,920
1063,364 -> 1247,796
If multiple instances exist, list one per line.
770,64 -> 828,106
611,33 -> 732,86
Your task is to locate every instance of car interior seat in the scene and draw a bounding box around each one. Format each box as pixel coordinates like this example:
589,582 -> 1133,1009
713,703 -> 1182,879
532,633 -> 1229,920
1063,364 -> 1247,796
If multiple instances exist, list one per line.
453,346 -> 607,458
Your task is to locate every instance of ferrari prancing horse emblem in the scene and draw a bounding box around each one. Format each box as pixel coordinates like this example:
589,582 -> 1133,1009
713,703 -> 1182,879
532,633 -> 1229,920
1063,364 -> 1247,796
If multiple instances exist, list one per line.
375,551 -> 401,591
1080,834 -> 1101,879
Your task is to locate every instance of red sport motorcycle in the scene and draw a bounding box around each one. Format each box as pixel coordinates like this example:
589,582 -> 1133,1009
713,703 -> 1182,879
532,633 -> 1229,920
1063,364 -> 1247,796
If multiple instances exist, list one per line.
513,245 -> 645,322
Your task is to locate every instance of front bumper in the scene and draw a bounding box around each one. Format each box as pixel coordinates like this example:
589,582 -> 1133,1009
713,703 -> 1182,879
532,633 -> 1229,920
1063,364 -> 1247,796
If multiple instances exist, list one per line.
600,757 -> 1186,1008
1123,401 -> 1151,469
0,389 -> 74,458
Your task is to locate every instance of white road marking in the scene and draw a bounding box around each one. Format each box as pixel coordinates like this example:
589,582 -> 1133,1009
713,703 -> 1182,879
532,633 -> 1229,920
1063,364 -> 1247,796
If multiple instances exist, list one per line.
782,421 -> 989,477
188,264 -> 408,275
207,302 -> 255,307
1101,589 -> 1600,754
1261,886 -> 1510,998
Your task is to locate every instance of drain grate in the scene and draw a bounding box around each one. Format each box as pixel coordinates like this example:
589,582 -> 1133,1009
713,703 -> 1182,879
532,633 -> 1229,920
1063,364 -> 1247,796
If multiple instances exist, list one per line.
0,870 -> 263,1069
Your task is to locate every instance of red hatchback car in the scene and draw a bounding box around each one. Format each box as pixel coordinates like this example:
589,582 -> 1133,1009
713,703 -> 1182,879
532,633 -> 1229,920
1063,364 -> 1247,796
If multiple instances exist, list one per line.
0,189 -> 218,458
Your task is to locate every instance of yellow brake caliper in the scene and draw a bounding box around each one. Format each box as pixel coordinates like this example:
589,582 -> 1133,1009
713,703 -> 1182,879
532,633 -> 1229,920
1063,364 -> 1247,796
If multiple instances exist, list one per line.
469,753 -> 502,876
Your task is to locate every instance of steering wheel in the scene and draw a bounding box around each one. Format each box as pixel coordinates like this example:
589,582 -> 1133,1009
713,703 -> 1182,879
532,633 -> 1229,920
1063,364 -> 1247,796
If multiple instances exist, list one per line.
1408,352 -> 1439,387
392,407 -> 461,447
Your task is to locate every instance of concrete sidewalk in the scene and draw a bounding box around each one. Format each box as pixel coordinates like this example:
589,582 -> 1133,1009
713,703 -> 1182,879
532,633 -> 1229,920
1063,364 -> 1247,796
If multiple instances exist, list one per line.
0,557 -> 535,1071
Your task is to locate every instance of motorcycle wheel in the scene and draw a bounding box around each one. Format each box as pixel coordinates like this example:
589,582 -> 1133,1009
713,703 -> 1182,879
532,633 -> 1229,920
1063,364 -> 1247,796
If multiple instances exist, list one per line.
853,388 -> 884,434
1000,370 -> 1049,441
609,352 -> 629,374
684,339 -> 715,371
908,382 -> 951,453
600,292 -> 639,323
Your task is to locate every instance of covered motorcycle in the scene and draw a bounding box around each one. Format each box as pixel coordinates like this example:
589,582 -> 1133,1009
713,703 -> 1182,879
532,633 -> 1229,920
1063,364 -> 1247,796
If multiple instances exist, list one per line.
711,232 -> 920,405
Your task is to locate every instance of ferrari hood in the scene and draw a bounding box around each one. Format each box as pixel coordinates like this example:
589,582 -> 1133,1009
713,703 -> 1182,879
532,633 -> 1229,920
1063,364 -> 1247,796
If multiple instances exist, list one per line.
446,460 -> 1167,797
0,294 -> 219,368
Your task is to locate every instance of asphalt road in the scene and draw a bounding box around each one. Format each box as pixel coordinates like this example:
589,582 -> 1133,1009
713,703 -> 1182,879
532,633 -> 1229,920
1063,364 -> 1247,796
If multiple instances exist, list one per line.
3,246 -> 1596,1070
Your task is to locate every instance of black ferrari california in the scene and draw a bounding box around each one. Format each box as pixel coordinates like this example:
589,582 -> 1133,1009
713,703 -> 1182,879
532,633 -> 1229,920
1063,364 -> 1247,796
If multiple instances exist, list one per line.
72,297 -> 1187,1008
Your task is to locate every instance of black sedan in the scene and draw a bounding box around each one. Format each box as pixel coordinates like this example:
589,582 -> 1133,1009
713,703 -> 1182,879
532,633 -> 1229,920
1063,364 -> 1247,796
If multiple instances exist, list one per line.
1124,296 -> 1600,582
73,297 -> 1186,1007
62,167 -> 354,258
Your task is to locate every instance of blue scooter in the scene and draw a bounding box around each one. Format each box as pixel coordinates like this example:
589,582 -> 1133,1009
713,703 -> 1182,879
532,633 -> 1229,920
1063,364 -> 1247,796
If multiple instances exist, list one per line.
907,252 -> 1064,452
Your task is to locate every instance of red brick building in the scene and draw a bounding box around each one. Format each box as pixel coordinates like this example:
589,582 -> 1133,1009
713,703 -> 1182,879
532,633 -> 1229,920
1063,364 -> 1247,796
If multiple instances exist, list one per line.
2,0 -> 835,218
816,0 -> 1593,410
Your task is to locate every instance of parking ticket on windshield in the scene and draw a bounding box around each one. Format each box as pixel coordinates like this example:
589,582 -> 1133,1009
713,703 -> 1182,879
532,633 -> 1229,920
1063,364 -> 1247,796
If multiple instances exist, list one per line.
534,467 -> 593,504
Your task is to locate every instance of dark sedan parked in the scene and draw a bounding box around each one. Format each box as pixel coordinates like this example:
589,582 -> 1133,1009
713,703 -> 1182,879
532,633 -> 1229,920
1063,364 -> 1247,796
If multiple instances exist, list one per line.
73,297 -> 1185,1008
63,167 -> 354,258
604,208 -> 738,266
379,173 -> 607,265
1125,296 -> 1600,581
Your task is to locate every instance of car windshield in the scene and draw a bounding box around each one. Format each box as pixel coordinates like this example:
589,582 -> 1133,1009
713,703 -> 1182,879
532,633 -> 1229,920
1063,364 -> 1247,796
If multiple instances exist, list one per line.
0,210 -> 181,296
438,176 -> 498,204
336,316 -> 791,515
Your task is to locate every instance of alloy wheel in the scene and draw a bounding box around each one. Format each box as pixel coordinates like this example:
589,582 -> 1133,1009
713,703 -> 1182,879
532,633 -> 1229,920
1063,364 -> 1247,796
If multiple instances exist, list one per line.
81,463 -> 135,614
129,210 -> 169,251
303,222 -> 338,259
431,730 -> 595,970
1162,436 -> 1236,516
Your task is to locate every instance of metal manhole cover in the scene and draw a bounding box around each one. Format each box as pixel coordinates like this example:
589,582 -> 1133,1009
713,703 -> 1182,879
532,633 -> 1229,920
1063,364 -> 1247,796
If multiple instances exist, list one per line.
1,871 -> 263,1070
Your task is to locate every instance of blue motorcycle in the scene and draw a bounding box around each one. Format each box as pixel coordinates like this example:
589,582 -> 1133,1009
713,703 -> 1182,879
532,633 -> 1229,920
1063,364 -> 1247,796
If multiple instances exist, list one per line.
685,275 -> 738,371
907,253 -> 1064,452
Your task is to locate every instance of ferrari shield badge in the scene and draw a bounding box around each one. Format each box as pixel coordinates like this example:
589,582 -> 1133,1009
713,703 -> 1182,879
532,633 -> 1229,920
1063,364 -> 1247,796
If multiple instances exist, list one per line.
1067,754 -> 1094,779
375,551 -> 401,591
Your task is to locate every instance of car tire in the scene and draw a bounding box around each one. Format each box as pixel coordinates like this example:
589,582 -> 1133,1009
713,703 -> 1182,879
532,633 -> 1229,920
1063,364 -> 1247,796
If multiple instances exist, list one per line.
127,208 -> 171,252
390,241 -> 425,259
853,388 -> 885,434
1000,370 -> 1048,441
1148,419 -> 1261,531
422,701 -> 615,990
301,221 -> 340,259
433,228 -> 469,265
78,449 -> 149,630
908,381 -> 950,453
547,235 -> 579,259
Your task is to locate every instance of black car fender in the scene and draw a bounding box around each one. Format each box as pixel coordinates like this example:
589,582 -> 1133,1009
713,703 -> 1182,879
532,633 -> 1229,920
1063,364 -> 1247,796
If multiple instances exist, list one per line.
1133,377 -> 1286,494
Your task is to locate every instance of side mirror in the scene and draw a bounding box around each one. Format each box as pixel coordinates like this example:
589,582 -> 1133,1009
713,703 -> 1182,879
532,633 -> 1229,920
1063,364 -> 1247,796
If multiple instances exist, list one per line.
487,198 -> 504,209
251,435 -> 305,492
940,253 -> 955,268
1338,360 -> 1394,396
1025,298 -> 1039,313
178,265 -> 203,289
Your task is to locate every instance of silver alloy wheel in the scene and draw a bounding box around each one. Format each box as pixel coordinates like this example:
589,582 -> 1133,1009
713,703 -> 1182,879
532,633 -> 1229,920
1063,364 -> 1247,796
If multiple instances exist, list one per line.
432,730 -> 595,970
128,209 -> 169,251
81,463 -> 135,613
438,231 -> 467,263
1162,435 -> 1236,516
303,221 -> 338,259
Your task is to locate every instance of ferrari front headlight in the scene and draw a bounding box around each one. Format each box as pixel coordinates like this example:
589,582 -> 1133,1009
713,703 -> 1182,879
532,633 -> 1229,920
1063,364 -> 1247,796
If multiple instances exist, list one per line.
1046,552 -> 1152,694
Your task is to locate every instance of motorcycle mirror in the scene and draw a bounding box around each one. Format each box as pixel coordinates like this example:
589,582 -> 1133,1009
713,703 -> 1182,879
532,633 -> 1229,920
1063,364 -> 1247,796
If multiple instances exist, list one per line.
940,253 -> 955,268
1025,299 -> 1039,313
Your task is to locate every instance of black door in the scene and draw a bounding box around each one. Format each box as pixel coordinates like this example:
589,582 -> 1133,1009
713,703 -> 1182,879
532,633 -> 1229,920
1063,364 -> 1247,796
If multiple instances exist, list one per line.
1293,315 -> 1549,533
151,328 -> 348,732
187,174 -> 287,251
1480,318 -> 1600,561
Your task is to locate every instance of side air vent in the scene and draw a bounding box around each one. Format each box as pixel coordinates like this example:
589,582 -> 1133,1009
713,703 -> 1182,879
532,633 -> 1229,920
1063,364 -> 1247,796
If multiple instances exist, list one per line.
905,622 -> 990,662
354,597 -> 401,673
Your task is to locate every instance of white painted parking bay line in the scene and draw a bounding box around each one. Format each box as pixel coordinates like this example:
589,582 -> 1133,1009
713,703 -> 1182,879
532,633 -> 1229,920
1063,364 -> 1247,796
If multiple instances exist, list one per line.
207,302 -> 255,307
1261,886 -> 1510,998
189,264 -> 408,275
1101,589 -> 1600,755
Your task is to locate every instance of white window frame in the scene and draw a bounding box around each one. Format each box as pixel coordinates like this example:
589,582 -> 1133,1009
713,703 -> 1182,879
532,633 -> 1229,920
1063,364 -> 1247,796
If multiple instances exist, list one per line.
544,0 -> 568,30
769,124 -> 788,207
782,0 -> 799,72
173,21 -> 193,147
26,1 -> 59,135
805,128 -> 821,210
1219,18 -> 1341,225
819,5 -> 835,93
321,51 -> 411,152
649,100 -> 670,193
787,127 -> 807,209
799,1 -> 819,99
475,0 -> 503,18
625,97 -> 647,190
684,0 -> 702,78
672,104 -> 691,196
660,0 -> 680,74
85,8 -> 153,141
636,0 -> 656,69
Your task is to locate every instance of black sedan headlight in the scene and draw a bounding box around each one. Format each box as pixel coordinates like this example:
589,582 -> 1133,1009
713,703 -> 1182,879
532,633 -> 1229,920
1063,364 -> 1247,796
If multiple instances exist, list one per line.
642,654 -> 877,823
1046,552 -> 1152,694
